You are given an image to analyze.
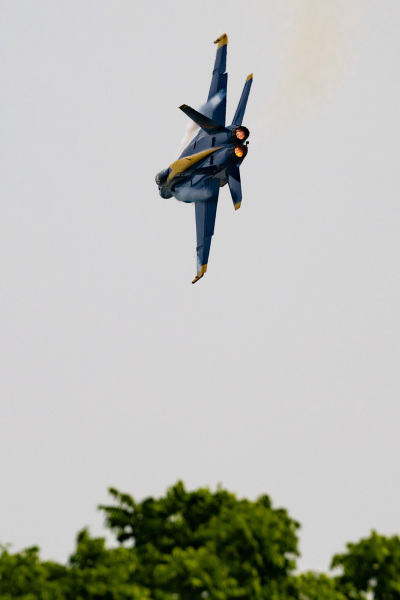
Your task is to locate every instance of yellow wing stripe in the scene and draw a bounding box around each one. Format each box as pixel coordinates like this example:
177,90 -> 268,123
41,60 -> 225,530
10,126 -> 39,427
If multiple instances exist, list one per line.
167,148 -> 221,182
192,264 -> 208,284
214,34 -> 228,48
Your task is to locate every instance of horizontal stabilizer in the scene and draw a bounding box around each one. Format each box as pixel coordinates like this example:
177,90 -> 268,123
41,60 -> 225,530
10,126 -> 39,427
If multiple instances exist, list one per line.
228,165 -> 242,210
231,74 -> 253,127
180,104 -> 229,135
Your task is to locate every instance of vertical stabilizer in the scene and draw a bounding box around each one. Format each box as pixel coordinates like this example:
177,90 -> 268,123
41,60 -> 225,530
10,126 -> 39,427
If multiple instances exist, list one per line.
231,74 -> 253,127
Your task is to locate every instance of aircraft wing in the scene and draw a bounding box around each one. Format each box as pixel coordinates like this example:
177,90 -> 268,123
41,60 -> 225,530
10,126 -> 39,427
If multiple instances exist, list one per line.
192,178 -> 220,283
203,34 -> 228,126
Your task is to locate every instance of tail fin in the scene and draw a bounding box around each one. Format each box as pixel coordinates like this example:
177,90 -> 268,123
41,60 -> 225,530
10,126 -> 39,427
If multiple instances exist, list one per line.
231,74 -> 253,127
179,104 -> 228,135
228,165 -> 242,210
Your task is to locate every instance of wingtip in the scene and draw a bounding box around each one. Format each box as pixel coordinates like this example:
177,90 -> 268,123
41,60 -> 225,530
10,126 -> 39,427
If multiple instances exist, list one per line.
214,33 -> 228,48
192,263 -> 207,283
179,104 -> 188,111
234,202 -> 242,210
246,73 -> 253,82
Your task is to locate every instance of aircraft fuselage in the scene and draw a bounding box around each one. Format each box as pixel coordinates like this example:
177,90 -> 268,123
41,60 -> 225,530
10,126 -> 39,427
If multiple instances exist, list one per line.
156,126 -> 249,203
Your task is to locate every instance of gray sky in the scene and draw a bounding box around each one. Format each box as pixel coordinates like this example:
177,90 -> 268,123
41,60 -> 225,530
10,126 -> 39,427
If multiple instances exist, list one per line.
1,0 -> 399,574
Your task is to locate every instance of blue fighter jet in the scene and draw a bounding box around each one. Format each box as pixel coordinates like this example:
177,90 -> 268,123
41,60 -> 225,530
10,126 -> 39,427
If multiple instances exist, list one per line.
155,34 -> 253,283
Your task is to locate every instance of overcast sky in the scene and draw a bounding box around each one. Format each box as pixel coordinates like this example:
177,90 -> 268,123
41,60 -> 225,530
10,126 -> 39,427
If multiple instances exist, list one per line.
1,0 -> 399,574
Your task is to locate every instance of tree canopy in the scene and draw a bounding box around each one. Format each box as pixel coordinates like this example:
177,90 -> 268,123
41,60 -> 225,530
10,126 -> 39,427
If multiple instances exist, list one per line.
99,481 -> 299,600
331,530 -> 400,600
1,481 -> 399,600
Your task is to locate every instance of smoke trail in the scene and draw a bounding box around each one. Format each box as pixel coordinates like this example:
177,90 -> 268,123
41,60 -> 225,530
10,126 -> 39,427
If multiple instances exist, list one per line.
177,119 -> 199,157
177,91 -> 226,156
265,0 -> 360,131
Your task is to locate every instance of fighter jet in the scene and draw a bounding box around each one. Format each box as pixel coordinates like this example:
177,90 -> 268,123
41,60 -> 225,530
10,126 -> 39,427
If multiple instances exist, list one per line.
155,34 -> 253,283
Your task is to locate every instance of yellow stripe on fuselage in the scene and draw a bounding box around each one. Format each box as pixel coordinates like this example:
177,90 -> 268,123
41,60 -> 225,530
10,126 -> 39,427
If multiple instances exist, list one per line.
167,147 -> 221,183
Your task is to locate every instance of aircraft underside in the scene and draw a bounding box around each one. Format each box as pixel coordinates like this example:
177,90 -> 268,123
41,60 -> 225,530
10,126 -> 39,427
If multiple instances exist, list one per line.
155,33 -> 253,283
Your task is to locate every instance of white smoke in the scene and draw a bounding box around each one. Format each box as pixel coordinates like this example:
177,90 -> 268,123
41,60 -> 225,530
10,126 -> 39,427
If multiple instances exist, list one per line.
177,90 -> 226,156
172,184 -> 213,204
207,90 -> 226,112
263,0 -> 361,131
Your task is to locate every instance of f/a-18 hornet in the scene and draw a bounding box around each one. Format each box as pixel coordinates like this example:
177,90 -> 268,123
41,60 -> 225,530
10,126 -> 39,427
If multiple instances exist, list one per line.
155,34 -> 253,283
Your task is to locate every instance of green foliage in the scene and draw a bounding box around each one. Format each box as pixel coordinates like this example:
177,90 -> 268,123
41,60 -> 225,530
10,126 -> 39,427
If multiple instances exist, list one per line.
154,546 -> 244,600
1,483 -> 400,600
0,545 -> 67,600
0,532 -> 150,600
295,572 -> 348,600
331,530 -> 400,600
99,481 -> 300,599
66,528 -> 150,600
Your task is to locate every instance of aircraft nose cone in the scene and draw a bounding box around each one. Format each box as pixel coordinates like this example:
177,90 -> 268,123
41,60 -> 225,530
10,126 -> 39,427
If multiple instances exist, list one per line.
155,168 -> 170,186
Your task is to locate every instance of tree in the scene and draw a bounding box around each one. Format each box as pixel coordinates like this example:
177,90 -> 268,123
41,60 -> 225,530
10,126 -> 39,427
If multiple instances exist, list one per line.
3,482 -> 400,600
331,530 -> 400,600
0,544 -> 67,600
65,528 -> 150,600
295,572 -> 348,600
0,531 -> 152,600
99,480 -> 300,600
